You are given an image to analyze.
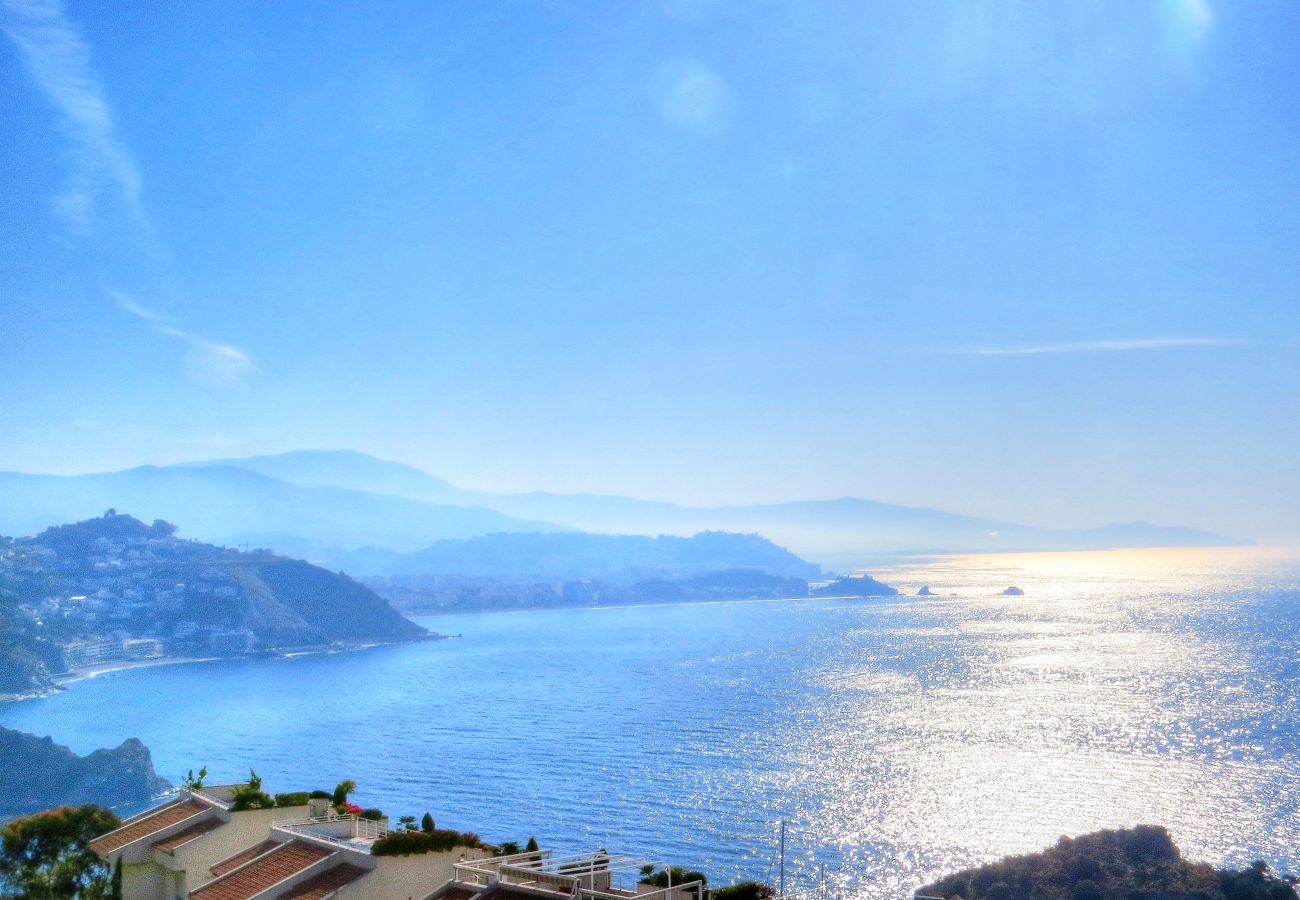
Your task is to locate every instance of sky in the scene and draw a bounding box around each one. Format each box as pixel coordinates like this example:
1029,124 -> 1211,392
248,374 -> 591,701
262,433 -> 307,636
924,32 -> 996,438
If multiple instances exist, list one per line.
2,0 -> 1298,540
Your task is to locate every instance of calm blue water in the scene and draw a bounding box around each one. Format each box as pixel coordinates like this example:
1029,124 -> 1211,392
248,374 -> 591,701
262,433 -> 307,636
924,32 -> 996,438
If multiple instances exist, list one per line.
3,548 -> 1299,898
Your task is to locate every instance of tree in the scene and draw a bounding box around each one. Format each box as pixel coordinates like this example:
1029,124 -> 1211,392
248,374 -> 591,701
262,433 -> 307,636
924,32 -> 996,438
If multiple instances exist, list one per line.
109,856 -> 122,900
230,770 -> 275,811
398,816 -> 418,832
332,779 -> 357,806
149,520 -> 178,537
421,813 -> 435,834
526,836 -> 539,853
1220,860 -> 1298,900
498,842 -> 521,857
0,804 -> 121,899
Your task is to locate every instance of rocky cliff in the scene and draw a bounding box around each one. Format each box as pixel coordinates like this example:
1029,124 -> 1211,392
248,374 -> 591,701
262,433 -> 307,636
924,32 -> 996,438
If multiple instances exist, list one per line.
0,726 -> 171,817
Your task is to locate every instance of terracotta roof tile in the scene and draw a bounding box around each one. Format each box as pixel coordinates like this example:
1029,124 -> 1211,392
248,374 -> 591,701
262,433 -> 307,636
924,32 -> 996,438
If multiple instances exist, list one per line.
191,841 -> 333,900
431,883 -> 487,900
154,818 -> 223,854
90,800 -> 209,855
210,840 -> 279,877
277,863 -> 368,899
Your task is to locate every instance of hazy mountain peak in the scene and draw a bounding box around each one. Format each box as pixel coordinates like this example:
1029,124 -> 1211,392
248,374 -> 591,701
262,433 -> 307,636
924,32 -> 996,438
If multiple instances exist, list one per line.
184,449 -> 462,503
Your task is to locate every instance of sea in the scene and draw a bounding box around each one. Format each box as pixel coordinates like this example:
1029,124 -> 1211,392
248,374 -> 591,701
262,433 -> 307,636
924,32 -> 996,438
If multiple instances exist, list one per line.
3,547 -> 1298,899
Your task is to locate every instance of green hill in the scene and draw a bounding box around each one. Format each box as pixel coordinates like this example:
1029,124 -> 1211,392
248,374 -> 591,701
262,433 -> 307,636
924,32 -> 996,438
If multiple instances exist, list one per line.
0,512 -> 425,695
916,825 -> 1297,900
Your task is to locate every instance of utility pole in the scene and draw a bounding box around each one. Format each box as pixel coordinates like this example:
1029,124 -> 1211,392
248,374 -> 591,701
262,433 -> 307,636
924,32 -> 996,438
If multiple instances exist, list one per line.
778,820 -> 785,900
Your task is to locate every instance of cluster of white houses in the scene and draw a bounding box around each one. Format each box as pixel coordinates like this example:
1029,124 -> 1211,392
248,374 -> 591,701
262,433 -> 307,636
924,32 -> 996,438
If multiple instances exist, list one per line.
91,784 -> 703,900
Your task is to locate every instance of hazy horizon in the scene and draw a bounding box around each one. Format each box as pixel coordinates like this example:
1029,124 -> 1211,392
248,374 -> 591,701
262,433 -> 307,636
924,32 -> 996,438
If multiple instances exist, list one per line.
0,447 -> 1275,545
4,1 -> 1298,542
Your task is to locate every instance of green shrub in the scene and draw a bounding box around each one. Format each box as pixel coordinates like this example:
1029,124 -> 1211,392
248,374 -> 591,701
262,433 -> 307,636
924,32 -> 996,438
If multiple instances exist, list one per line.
359,808 -> 385,821
274,792 -> 312,808
712,883 -> 774,900
372,828 -> 484,857
230,771 -> 274,811
309,790 -> 332,800
640,866 -> 707,897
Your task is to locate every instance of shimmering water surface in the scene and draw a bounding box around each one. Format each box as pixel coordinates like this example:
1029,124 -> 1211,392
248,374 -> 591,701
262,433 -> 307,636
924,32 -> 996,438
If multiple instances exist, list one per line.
4,548 -> 1299,898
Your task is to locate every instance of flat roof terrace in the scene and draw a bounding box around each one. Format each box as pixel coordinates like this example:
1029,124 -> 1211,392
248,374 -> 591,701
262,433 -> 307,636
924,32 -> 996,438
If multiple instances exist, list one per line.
272,813 -> 388,853
454,850 -> 704,900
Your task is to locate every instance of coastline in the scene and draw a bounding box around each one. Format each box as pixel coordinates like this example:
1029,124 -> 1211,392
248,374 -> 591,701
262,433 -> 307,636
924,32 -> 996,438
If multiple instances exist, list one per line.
0,633 -> 447,705
401,591 -> 916,619
54,655 -> 222,687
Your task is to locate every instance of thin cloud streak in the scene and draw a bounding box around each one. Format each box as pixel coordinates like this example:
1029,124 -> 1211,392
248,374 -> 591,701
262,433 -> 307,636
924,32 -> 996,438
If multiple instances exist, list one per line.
113,292 -> 256,388
964,337 -> 1247,356
1,0 -> 143,232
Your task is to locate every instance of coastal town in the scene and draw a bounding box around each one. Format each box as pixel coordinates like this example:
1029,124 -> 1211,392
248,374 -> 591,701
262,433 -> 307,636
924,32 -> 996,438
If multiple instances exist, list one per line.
0,512 -> 427,699
2,515 -> 256,673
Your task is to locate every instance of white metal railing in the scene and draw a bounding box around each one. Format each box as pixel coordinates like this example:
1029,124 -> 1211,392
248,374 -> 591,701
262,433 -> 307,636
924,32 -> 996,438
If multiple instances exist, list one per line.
585,883 -> 704,900
454,850 -> 699,900
273,813 -> 388,849
455,849 -> 554,884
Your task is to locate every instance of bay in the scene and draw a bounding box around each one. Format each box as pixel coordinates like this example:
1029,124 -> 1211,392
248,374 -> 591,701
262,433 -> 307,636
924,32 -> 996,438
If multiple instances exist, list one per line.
3,547 -> 1298,898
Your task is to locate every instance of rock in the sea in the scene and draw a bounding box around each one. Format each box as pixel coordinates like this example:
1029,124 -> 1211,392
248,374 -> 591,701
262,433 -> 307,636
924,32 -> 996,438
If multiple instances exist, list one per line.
1002,586 -> 1025,596
917,585 -> 932,596
0,726 -> 171,816
810,574 -> 899,598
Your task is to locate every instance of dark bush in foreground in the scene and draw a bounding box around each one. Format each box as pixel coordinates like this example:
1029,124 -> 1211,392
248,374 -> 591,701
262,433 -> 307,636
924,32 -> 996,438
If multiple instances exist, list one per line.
713,881 -> 776,900
372,828 -> 484,856
916,826 -> 1297,900
641,866 -> 708,898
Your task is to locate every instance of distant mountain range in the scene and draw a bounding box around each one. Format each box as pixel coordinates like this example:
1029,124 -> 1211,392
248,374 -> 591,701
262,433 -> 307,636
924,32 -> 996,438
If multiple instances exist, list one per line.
0,450 -> 1243,565
330,530 -> 822,580
0,463 -> 558,553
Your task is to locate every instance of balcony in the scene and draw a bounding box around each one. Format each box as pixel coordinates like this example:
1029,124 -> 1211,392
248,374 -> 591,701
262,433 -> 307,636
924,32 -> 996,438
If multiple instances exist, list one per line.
273,813 -> 388,853
453,851 -> 704,900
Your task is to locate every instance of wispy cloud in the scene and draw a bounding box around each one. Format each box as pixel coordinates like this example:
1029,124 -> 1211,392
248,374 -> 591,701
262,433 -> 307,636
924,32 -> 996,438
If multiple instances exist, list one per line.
4,3 -> 249,388
113,291 -> 256,388
1,0 -> 143,232
964,337 -> 1247,356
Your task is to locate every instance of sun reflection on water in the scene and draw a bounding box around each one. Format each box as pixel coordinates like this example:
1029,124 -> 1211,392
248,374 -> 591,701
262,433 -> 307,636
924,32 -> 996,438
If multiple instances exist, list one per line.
752,547 -> 1300,898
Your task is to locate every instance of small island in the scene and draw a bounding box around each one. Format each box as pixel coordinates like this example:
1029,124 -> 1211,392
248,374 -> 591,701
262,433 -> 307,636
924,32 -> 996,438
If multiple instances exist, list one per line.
810,574 -> 899,598
1002,586 -> 1025,596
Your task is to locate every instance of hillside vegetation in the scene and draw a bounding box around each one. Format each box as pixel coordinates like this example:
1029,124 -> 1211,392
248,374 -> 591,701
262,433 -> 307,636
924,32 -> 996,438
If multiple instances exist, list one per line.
917,826 -> 1297,900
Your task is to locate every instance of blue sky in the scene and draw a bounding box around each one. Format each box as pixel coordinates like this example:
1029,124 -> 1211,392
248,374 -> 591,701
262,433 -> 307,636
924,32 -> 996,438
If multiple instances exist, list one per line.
2,0 -> 1298,539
